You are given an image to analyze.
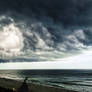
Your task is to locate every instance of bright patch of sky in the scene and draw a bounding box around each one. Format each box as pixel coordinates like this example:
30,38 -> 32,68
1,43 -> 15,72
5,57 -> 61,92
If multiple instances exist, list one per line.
0,50 -> 92,69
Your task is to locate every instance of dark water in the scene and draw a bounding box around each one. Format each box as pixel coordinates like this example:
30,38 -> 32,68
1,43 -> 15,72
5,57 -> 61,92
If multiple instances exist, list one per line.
0,70 -> 92,92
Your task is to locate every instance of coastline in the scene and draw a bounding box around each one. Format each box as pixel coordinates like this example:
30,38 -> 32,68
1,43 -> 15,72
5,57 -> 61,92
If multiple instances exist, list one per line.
0,78 -> 78,92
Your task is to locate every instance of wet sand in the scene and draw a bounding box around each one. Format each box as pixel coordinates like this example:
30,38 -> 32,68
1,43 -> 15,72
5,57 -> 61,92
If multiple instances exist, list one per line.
0,78 -> 78,92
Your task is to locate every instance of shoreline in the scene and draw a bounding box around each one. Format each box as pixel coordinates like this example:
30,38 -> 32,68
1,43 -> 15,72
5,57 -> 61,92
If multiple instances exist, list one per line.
0,78 -> 78,92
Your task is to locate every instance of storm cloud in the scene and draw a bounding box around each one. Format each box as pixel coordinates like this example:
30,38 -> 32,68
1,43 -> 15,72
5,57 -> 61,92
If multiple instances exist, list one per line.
0,0 -> 91,26
0,0 -> 92,62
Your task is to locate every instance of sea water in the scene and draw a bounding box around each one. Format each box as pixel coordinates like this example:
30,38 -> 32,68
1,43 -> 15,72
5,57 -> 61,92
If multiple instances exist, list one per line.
0,70 -> 92,92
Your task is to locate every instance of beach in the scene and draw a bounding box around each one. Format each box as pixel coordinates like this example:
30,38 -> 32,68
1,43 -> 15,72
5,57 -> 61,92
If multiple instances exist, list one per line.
0,78 -> 78,92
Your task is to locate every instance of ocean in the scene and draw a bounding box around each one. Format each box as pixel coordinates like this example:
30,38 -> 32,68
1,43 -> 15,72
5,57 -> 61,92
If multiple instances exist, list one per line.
0,70 -> 92,92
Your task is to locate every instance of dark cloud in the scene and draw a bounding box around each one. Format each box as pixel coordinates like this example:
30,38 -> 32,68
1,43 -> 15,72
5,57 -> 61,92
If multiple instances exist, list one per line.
0,0 -> 92,26
0,0 -> 92,61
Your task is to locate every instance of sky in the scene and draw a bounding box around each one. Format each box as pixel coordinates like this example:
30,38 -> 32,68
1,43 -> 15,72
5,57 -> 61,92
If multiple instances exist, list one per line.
0,50 -> 92,69
0,0 -> 92,69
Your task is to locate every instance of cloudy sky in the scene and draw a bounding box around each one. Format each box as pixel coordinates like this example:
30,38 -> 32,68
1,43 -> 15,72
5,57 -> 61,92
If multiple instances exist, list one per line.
0,0 -> 92,69
0,49 -> 92,69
